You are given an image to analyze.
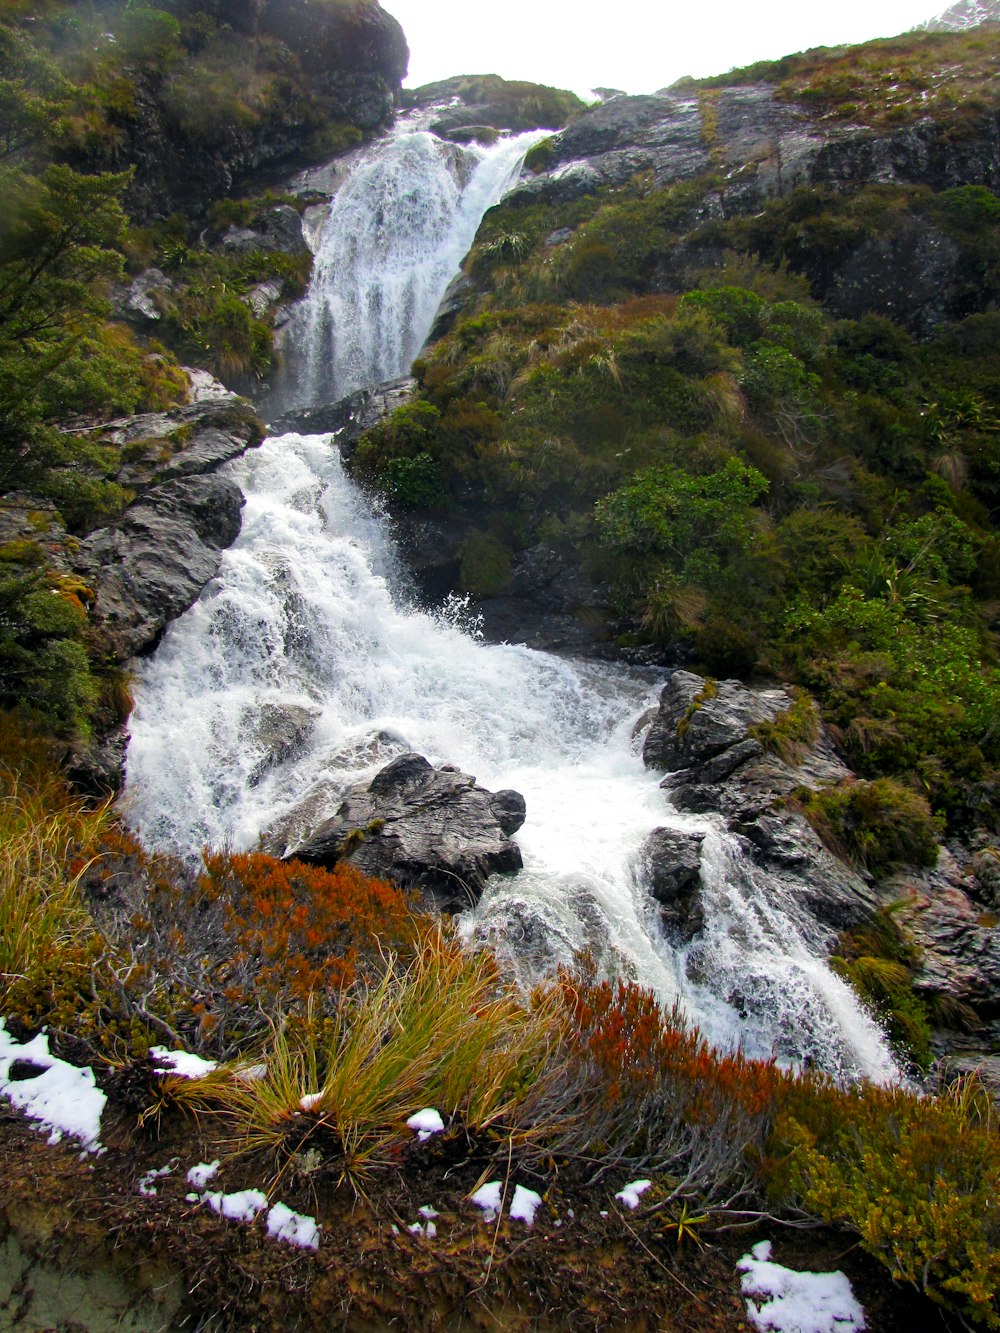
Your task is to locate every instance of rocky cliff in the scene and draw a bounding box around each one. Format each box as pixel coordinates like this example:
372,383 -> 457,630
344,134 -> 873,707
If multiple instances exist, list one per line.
64,0 -> 409,221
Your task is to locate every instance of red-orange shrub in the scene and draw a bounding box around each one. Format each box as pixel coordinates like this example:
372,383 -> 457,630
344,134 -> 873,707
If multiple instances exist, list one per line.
201,852 -> 423,1003
553,973 -> 791,1206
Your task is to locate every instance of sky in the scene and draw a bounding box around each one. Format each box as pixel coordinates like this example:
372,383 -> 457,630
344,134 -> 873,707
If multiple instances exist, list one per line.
384,0 -> 947,100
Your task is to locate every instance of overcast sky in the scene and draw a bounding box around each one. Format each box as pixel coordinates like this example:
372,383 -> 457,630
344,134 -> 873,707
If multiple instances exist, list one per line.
384,1 -> 944,99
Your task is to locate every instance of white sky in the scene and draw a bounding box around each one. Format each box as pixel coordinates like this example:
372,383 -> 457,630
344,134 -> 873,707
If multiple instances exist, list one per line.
384,1 -> 945,100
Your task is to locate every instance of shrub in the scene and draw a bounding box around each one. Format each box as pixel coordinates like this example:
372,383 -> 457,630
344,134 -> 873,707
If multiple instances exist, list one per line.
770,1075 -> 1000,1328
199,851 -> 423,1008
796,778 -> 941,874
548,973 -> 789,1207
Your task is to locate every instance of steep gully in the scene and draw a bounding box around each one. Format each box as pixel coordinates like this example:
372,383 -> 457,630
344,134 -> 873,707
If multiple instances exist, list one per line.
123,110 -> 899,1084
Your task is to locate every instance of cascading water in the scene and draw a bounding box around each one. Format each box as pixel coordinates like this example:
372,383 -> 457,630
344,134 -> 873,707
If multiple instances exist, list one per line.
124,115 -> 900,1085
279,118 -> 545,411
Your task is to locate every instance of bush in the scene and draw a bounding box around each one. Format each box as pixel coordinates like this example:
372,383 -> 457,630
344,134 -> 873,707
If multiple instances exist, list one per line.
796,778 -> 941,874
771,1075 -> 1000,1328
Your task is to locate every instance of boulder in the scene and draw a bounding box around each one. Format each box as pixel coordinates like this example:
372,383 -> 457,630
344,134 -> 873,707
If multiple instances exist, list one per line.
642,670 -> 786,772
79,474 -> 244,661
270,375 -> 416,441
638,827 -> 706,939
287,752 -> 526,910
247,703 -> 320,786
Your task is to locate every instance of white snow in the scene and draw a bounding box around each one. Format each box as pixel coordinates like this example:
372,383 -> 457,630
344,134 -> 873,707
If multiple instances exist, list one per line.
509,1185 -> 542,1226
137,1161 -> 176,1197
0,1019 -> 106,1152
204,1188 -> 269,1223
150,1046 -> 218,1079
469,1181 -> 503,1221
418,1205 -> 439,1219
299,1092 -> 324,1111
615,1179 -> 653,1210
187,1159 -> 220,1188
266,1202 -> 321,1250
738,1241 -> 867,1333
407,1107 -> 445,1141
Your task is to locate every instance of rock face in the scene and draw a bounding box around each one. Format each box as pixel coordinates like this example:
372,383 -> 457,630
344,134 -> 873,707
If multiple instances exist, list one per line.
637,671 -> 877,936
287,753 -> 526,910
500,83 -> 1000,337
69,1 -> 408,221
890,852 -> 1000,1019
74,396 -> 264,664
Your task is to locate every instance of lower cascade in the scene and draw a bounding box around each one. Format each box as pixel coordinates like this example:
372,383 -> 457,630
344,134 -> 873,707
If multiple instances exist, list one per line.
124,111 -> 900,1086
125,434 -> 899,1085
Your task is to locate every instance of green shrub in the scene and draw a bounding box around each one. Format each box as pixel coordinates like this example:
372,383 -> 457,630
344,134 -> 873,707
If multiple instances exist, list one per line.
771,1075 -> 1000,1328
796,778 -> 941,874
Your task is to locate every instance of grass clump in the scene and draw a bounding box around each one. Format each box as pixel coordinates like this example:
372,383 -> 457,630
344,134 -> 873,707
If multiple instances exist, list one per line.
205,932 -> 562,1190
750,688 -> 821,763
0,713 -> 106,1012
796,777 -> 943,874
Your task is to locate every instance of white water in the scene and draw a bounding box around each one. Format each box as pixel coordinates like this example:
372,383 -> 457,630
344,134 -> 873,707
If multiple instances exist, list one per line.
282,120 -> 546,410
124,118 -> 900,1084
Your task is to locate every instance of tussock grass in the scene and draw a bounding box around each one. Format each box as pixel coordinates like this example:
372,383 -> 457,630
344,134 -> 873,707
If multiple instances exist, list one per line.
0,719 -> 106,1006
203,931 -> 564,1189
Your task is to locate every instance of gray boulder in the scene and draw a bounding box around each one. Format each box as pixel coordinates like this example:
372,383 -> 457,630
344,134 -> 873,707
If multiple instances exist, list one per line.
80,474 -> 244,661
642,670 -> 786,772
287,753 -> 526,911
638,827 -> 706,939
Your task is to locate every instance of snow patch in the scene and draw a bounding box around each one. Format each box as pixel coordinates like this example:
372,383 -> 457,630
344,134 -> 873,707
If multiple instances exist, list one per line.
615,1179 -> 653,1210
509,1185 -> 542,1226
137,1160 -> 176,1197
738,1240 -> 867,1333
0,1019 -> 105,1152
469,1181 -> 503,1221
187,1159 -> 220,1188
204,1188 -> 269,1223
150,1046 -> 218,1079
299,1092 -> 324,1112
407,1107 -> 444,1141
267,1202 -> 320,1250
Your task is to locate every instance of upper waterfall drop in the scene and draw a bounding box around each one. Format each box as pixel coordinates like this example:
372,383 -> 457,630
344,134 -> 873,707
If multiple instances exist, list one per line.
281,122 -> 547,410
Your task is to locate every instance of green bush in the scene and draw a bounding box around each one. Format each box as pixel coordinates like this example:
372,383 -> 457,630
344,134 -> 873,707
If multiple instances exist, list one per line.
796,778 -> 941,874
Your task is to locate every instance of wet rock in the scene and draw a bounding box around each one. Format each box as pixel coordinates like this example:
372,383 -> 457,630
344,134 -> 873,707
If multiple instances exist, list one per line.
79,474 -> 244,661
287,752 -> 525,911
490,789 -> 527,837
247,703 -> 320,786
271,376 -> 416,441
638,827 -> 706,939
642,670 -> 786,772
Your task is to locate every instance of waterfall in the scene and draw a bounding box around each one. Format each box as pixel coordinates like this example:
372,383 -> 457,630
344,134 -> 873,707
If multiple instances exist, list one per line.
279,121 -> 546,410
124,116 -> 900,1086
